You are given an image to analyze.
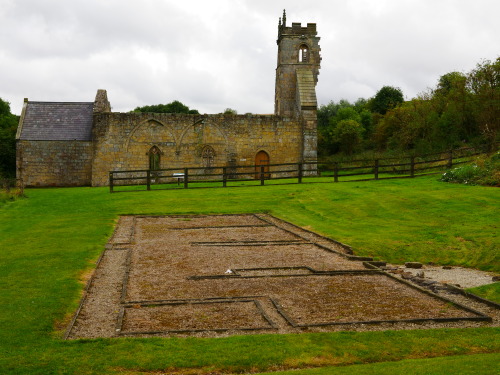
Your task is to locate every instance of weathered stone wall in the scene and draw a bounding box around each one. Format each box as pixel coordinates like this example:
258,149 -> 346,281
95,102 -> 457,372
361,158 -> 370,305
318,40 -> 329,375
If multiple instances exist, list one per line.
17,140 -> 93,186
91,112 -> 303,186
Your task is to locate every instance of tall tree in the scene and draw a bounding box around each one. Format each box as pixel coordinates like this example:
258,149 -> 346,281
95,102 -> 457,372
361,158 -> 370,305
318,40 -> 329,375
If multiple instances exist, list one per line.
467,58 -> 500,150
0,98 -> 19,178
433,72 -> 474,146
330,119 -> 364,155
317,99 -> 352,128
369,86 -> 404,115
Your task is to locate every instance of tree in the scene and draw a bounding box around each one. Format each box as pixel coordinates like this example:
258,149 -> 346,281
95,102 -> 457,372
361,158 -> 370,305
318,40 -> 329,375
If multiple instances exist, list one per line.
330,119 -> 364,155
317,99 -> 373,156
369,86 -> 404,115
317,99 -> 353,128
330,107 -> 361,126
223,108 -> 237,115
132,100 -> 199,114
436,72 -> 467,96
375,99 -> 436,152
466,58 -> 500,150
317,101 -> 337,128
318,100 -> 354,155
0,98 -> 19,178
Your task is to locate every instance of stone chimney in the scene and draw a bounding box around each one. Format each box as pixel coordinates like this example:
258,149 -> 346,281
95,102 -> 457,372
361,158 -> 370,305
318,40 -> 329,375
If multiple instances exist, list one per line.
93,89 -> 111,113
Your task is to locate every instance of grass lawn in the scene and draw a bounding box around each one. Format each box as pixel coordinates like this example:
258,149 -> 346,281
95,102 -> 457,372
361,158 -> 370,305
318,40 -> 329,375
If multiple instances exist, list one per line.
466,283 -> 500,304
0,176 -> 498,374
254,353 -> 500,375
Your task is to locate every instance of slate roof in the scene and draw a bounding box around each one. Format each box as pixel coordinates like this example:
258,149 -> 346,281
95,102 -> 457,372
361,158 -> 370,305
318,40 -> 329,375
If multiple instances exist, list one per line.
19,102 -> 94,141
296,69 -> 317,109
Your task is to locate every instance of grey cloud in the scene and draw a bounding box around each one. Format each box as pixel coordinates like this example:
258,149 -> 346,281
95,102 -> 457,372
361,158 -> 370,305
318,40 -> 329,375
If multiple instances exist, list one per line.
1,0 -> 499,115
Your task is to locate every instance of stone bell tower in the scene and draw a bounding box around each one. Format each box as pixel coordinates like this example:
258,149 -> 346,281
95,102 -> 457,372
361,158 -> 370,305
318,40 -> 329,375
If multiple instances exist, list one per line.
274,9 -> 321,165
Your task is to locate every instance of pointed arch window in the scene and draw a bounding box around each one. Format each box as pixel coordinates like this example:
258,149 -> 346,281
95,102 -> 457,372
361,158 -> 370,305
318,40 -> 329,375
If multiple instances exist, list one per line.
299,44 -> 309,63
201,145 -> 216,168
148,146 -> 161,170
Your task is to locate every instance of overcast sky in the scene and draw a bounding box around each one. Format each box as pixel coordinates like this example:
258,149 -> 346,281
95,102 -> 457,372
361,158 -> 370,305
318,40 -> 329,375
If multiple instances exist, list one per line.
1,0 -> 499,115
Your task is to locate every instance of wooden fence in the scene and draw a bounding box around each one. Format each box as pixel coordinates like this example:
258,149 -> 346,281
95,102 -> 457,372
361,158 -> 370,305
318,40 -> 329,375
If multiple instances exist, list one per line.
109,146 -> 488,193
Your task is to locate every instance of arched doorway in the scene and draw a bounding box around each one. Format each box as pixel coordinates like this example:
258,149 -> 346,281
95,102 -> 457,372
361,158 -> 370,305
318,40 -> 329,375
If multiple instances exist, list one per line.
255,150 -> 270,179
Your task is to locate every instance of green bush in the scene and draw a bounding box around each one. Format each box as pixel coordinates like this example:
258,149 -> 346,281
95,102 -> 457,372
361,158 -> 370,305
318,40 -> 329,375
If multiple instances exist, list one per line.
440,152 -> 500,186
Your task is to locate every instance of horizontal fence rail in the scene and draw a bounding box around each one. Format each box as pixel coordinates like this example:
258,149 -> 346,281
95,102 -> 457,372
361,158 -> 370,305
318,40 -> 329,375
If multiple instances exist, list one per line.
109,146 -> 493,193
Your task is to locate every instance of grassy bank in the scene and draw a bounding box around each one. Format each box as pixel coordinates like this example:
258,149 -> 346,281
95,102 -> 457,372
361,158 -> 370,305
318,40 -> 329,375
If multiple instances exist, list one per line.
0,176 -> 498,374
255,353 -> 500,375
467,283 -> 500,304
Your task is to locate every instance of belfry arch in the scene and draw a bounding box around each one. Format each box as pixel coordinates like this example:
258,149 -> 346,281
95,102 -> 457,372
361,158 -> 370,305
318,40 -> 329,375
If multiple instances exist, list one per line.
298,44 -> 309,63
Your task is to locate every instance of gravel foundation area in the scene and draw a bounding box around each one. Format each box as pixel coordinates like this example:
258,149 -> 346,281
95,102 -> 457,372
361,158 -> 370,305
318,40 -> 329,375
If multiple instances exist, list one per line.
66,214 -> 499,339
121,300 -> 274,334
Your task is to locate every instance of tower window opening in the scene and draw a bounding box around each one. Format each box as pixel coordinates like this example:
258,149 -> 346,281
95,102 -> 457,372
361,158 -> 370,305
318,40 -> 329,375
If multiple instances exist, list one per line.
299,45 -> 309,63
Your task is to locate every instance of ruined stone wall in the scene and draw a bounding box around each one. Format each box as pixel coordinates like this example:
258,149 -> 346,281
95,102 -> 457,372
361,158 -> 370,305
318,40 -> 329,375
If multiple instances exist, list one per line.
91,112 -> 303,186
17,140 -> 93,186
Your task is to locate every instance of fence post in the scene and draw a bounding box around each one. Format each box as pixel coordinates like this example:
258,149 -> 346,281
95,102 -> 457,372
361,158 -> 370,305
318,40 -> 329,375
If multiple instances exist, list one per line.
146,170 -> 151,191
448,149 -> 453,168
374,159 -> 379,180
410,156 -> 415,177
260,166 -> 265,186
222,167 -> 227,187
184,168 -> 189,188
334,162 -> 339,182
109,172 -> 114,193
298,163 -> 303,183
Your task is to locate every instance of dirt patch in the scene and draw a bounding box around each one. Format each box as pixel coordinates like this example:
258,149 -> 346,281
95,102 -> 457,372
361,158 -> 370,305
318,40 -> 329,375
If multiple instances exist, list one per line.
66,214 -> 498,339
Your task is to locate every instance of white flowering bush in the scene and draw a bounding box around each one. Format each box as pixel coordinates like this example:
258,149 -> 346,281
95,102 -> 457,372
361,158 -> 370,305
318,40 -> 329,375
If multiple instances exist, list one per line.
440,152 -> 499,186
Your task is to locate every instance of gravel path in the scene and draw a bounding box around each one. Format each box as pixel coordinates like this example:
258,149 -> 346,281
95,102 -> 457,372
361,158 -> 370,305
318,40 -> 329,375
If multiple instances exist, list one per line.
389,264 -> 498,289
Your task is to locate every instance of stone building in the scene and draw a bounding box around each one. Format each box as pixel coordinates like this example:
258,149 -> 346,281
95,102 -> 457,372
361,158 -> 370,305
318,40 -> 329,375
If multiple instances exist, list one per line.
16,11 -> 321,187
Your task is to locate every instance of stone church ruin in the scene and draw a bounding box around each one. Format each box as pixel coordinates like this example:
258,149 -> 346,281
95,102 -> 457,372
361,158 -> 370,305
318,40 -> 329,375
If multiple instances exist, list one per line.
16,11 -> 321,187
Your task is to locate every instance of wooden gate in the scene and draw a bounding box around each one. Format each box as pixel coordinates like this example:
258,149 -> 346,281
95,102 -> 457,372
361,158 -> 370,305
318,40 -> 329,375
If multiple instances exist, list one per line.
255,151 -> 270,179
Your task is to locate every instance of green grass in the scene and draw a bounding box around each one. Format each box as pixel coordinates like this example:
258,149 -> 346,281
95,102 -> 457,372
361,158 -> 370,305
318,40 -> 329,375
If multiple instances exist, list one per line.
254,353 -> 500,375
0,188 -> 23,207
466,283 -> 500,304
0,176 -> 499,374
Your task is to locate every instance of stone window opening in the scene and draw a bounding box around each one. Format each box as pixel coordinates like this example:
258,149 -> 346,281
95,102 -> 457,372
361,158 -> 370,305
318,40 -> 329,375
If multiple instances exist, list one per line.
148,146 -> 162,171
201,145 -> 216,168
299,45 -> 309,63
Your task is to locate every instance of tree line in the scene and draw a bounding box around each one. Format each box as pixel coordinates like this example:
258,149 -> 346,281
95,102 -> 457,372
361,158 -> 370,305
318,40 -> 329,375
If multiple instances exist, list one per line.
318,57 -> 499,157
